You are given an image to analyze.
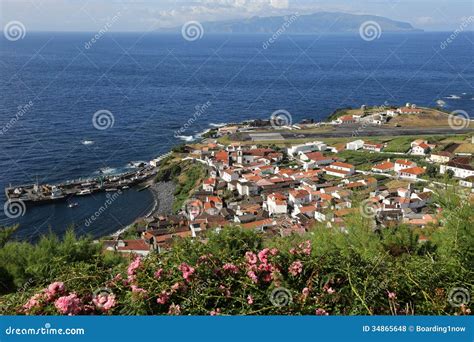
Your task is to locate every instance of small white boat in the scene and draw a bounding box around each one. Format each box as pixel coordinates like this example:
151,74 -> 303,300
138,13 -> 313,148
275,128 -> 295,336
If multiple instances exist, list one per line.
77,189 -> 92,196
68,202 -> 78,208
106,188 -> 118,192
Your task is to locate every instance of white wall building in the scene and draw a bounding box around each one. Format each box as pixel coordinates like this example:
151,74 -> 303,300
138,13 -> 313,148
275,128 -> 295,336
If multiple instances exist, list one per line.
346,140 -> 364,151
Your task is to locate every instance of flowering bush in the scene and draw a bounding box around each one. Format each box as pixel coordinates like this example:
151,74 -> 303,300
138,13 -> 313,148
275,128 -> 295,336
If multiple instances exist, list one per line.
0,196 -> 472,316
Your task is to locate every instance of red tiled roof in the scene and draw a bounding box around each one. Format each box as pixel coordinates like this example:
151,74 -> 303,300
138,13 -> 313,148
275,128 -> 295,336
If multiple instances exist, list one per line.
401,166 -> 426,175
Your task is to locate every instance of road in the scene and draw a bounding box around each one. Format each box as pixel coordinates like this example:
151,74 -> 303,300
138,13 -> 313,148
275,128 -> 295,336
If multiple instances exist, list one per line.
241,126 -> 474,141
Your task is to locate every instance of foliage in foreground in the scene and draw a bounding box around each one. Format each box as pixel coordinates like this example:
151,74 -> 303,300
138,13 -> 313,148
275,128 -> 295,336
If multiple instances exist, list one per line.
0,196 -> 472,316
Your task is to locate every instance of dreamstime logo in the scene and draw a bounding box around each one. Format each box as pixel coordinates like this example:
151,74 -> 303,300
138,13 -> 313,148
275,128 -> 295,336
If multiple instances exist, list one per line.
183,198 -> 203,221
92,109 -> 115,130
269,287 -> 292,307
0,100 -> 34,136
262,13 -> 299,49
3,21 -> 26,41
92,287 -> 115,310
359,199 -> 377,218
84,11 -> 122,50
84,190 -> 122,226
174,101 -> 212,138
448,110 -> 470,130
181,21 -> 204,42
448,287 -> 470,307
440,16 -> 474,49
4,199 -> 26,219
270,109 -> 292,128
359,21 -> 382,41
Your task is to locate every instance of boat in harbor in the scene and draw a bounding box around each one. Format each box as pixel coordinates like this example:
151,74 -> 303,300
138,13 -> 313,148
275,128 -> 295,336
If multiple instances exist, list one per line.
105,188 -> 118,192
68,202 -> 78,208
77,189 -> 92,196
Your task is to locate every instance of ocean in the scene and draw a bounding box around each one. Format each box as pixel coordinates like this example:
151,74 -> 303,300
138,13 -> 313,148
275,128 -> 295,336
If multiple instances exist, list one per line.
0,31 -> 473,240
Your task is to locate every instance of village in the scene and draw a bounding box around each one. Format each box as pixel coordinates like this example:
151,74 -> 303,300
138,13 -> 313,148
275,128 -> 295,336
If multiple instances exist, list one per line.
101,104 -> 474,256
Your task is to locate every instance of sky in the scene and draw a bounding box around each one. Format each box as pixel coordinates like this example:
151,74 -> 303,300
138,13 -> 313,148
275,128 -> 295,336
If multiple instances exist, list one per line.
1,0 -> 473,32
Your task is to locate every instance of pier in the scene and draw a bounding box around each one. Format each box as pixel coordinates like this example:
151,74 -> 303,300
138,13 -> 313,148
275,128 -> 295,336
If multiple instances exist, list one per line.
4,152 -> 172,206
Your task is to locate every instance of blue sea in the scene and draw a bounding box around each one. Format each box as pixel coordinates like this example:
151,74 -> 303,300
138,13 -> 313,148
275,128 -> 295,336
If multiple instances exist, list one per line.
0,32 -> 473,241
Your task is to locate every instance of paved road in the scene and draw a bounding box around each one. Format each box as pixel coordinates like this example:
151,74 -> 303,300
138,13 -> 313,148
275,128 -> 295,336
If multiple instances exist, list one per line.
240,126 -> 473,141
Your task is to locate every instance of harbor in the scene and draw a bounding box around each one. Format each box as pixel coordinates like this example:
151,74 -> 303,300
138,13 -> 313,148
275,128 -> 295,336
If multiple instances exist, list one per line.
4,152 -> 172,206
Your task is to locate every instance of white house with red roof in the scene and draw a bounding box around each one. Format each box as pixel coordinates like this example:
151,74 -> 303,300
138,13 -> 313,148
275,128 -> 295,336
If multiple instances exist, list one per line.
288,189 -> 311,205
266,193 -> 288,216
372,160 -> 394,173
221,168 -> 239,183
202,177 -> 216,192
394,159 -> 417,173
324,162 -> 355,178
411,139 -> 435,156
399,166 -> 426,180
363,142 -> 383,152
299,151 -> 333,169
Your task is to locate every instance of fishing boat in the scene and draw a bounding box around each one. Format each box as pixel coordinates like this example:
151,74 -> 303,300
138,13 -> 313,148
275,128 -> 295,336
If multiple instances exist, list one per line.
68,202 -> 79,208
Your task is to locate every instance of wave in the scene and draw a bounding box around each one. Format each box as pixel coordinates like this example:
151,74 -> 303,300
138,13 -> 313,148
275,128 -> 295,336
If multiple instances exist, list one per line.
97,167 -> 117,175
435,99 -> 446,107
81,140 -> 94,145
209,122 -> 227,127
176,135 -> 195,142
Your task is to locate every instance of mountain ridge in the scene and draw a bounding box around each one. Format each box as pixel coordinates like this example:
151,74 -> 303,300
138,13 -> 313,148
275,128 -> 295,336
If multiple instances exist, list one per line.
168,11 -> 422,34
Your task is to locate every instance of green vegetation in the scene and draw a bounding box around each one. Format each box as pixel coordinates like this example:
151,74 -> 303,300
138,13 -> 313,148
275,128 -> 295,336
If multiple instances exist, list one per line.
0,191 -> 472,316
156,158 -> 206,212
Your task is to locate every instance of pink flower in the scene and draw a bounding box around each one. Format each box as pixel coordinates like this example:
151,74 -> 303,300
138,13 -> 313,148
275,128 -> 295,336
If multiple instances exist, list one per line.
302,287 -> 310,296
247,295 -> 254,305
171,282 -> 182,292
23,293 -> 44,312
315,308 -> 329,316
198,254 -> 213,263
326,287 -> 335,294
156,291 -> 170,305
288,260 -> 303,276
387,291 -> 397,300
210,308 -> 221,316
223,263 -> 239,274
154,268 -> 164,280
270,248 -> 279,256
168,304 -> 181,315
299,240 -> 311,255
258,248 -> 270,264
179,263 -> 195,282
127,256 -> 142,276
54,293 -> 82,315
245,252 -> 258,265
247,270 -> 258,284
93,293 -> 116,312
47,282 -> 65,296
131,285 -> 147,294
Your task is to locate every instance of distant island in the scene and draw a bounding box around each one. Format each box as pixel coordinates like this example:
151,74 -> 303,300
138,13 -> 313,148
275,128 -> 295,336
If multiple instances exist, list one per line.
165,12 -> 421,34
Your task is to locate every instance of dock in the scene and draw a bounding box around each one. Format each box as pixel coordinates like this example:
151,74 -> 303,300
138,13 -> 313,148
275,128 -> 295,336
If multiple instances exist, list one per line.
4,152 -> 172,206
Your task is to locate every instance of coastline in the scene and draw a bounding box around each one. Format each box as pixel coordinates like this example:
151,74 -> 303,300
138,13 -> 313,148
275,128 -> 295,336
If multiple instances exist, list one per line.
111,181 -> 176,238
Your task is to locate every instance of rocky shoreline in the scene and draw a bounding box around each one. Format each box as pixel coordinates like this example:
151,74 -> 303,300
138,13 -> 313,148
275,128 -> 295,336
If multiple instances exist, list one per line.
111,181 -> 175,237
148,181 -> 176,216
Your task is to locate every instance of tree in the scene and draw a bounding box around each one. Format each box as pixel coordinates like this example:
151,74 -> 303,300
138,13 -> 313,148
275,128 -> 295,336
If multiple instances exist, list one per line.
426,164 -> 438,178
446,169 -> 455,179
0,225 -> 18,248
